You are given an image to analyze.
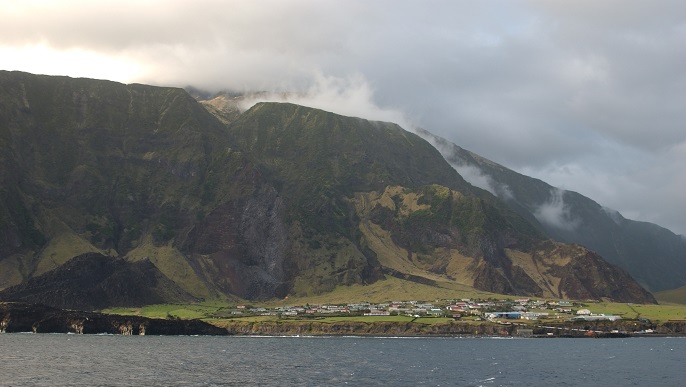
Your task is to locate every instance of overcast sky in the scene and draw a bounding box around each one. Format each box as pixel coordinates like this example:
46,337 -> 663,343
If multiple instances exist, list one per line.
2,0 -> 685,235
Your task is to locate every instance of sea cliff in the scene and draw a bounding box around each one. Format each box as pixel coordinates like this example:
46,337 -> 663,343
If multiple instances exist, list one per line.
217,318 -> 684,337
3,302 -> 684,337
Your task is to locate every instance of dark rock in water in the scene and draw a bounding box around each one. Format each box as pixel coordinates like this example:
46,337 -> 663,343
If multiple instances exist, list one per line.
0,253 -> 196,311
0,302 -> 228,335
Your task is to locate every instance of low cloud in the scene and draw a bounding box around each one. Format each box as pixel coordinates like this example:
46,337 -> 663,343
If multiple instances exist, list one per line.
451,164 -> 498,196
450,164 -> 514,201
522,140 -> 686,236
1,0 -> 684,236
601,206 -> 624,225
417,131 -> 515,201
533,188 -> 581,231
237,74 -> 415,131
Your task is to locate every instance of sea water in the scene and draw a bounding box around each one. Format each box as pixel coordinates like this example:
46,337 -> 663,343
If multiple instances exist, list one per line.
0,335 -> 684,386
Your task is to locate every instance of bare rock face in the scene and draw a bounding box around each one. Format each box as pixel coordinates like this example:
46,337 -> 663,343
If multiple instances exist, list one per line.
180,185 -> 289,299
237,185 -> 289,294
557,251 -> 656,303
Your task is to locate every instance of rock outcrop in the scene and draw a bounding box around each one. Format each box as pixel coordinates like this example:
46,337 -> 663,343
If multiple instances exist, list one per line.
0,302 -> 228,335
0,253 -> 196,310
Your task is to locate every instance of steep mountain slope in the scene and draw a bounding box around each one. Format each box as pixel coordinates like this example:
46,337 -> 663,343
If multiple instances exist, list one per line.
219,101 -> 654,303
419,129 -> 686,292
351,184 -> 652,301
0,72 -> 657,306
0,71 -> 280,301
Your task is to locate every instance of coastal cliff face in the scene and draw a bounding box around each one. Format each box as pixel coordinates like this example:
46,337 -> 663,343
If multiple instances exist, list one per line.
657,321 -> 686,335
221,320 -> 511,336
2,302 -> 682,337
217,318 -> 677,337
0,71 -> 657,307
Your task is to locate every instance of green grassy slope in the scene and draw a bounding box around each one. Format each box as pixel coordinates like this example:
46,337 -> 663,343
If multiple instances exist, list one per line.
655,285 -> 686,305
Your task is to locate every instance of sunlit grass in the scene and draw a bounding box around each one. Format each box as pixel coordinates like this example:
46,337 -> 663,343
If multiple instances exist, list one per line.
259,276 -> 496,308
210,315 -> 459,326
655,285 -> 686,305
317,315 -> 413,323
578,301 -> 686,322
215,315 -> 279,323
98,276 -> 686,325
102,301 -> 228,319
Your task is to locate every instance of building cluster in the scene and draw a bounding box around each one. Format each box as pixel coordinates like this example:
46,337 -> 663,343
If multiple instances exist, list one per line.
225,298 -> 621,322
481,300 -> 621,322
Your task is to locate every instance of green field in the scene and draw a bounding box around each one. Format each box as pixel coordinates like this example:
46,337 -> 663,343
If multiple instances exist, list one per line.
99,275 -> 686,324
577,301 -> 686,322
313,315 -> 454,324
655,285 -> 686,305
259,276 -> 497,308
208,315 -> 466,329
214,315 -> 280,323
104,299 -> 686,324
103,301 -> 228,320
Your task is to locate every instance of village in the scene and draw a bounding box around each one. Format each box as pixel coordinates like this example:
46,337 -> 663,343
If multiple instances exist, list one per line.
222,298 -> 624,323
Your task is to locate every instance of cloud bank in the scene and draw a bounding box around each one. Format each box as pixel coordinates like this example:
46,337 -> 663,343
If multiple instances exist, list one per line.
236,74 -> 414,131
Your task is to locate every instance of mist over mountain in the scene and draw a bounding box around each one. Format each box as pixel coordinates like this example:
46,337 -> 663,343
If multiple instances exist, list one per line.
419,129 -> 686,293
0,72 -> 657,309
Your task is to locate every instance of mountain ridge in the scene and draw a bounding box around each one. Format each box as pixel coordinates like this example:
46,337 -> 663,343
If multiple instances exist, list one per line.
418,128 -> 686,292
0,72 -> 658,308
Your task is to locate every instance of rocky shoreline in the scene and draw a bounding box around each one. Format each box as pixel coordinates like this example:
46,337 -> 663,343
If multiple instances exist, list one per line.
218,319 -> 686,338
0,302 -> 227,335
2,302 -> 684,338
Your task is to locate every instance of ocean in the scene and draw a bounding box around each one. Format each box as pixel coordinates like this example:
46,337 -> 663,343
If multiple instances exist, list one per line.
0,334 -> 683,386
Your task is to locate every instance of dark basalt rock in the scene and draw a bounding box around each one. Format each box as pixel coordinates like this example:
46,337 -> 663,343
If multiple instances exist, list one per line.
0,302 -> 228,335
557,251 -> 657,304
0,253 -> 196,310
